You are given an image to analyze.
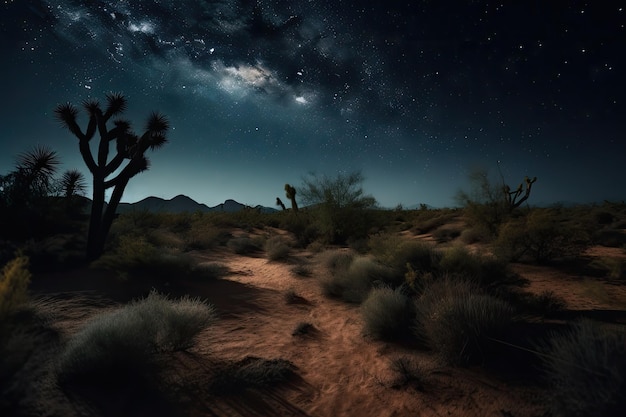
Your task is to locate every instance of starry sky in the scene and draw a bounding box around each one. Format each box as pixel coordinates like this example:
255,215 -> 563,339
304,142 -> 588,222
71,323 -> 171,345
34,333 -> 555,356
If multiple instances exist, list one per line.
1,0 -> 624,208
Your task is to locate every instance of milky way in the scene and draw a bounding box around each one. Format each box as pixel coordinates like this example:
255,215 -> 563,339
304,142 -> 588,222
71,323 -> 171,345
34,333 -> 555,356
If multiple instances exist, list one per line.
1,1 -> 624,207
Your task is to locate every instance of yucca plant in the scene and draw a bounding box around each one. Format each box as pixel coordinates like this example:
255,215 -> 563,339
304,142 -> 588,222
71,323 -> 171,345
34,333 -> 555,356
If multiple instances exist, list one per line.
55,93 -> 169,259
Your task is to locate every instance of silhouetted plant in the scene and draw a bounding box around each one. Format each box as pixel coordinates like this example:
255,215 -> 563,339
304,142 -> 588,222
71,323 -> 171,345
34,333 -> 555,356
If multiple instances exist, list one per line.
55,93 -> 169,259
59,169 -> 87,198
275,197 -> 287,211
299,171 -> 377,243
284,184 -> 298,212
0,146 -> 62,238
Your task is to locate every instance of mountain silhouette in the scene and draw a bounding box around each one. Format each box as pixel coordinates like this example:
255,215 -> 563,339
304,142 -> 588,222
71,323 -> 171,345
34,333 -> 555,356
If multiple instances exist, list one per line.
115,195 -> 277,214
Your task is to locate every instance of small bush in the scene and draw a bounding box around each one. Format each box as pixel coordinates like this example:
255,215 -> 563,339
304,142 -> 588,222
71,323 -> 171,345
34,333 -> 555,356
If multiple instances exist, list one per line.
265,236 -> 291,261
361,287 -> 414,340
438,245 -> 510,289
389,356 -> 425,389
432,227 -> 461,243
57,291 -> 216,384
321,256 -> 396,303
0,256 -> 31,320
227,237 -> 260,254
538,320 -> 626,417
290,264 -> 312,278
91,236 -> 213,282
415,279 -> 515,365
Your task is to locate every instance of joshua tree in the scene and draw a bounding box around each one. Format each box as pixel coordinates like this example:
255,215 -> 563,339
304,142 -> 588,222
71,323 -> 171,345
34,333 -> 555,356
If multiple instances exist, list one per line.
504,176 -> 537,210
55,93 -> 168,259
276,197 -> 287,211
284,184 -> 298,212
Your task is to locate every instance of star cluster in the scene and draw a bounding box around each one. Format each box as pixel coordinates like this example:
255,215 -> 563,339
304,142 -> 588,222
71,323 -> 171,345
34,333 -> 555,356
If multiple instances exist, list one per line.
1,1 -> 624,207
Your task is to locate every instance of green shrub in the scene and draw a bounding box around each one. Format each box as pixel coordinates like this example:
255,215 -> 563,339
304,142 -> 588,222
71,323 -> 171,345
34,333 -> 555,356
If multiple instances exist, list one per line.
321,256 -> 395,303
91,236 -> 211,282
494,210 -> 590,263
57,290 -> 216,384
415,278 -> 515,365
538,320 -> 626,417
438,245 -> 510,289
361,287 -> 414,340
265,235 -> 291,261
0,256 -> 31,320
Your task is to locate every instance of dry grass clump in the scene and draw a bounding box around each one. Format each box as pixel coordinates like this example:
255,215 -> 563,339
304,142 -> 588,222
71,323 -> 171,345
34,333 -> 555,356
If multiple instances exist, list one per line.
265,235 -> 291,261
538,320 -> 626,417
0,256 -> 31,320
57,290 -> 216,384
389,355 -> 426,389
361,287 -> 414,340
415,278 -> 515,366
321,255 -> 396,303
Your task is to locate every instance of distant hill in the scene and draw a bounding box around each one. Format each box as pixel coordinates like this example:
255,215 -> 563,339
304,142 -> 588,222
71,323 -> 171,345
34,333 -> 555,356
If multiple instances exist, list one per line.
115,195 -> 277,214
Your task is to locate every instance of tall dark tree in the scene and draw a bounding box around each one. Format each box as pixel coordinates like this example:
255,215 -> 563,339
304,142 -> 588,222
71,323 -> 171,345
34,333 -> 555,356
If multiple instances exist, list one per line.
55,93 -> 169,259
284,184 -> 298,212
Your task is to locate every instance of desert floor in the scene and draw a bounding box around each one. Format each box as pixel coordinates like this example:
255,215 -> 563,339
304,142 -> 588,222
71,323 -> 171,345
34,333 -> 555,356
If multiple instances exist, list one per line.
11,224 -> 626,417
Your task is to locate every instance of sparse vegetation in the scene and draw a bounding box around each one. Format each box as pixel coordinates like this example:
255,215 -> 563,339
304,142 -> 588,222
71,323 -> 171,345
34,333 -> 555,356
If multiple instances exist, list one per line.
415,278 -> 515,365
538,320 -> 626,417
321,255 -> 396,303
265,235 -> 291,260
361,287 -> 414,340
0,256 -> 31,320
57,290 -> 216,384
292,321 -> 315,336
227,236 -> 260,254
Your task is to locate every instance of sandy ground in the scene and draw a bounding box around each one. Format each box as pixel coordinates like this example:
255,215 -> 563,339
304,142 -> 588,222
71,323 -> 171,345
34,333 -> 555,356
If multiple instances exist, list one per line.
10,228 -> 626,417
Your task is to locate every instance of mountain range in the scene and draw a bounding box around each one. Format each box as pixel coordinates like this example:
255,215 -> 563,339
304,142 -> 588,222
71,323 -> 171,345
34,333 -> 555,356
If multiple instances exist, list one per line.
115,195 -> 278,214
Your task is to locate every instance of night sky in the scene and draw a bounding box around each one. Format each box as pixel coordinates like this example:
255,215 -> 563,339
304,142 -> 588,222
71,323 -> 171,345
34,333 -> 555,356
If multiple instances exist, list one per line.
1,1 -> 624,208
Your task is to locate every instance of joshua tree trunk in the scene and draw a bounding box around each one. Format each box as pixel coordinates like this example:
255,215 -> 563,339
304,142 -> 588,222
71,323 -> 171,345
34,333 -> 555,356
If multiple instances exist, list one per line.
285,184 -> 298,212
56,93 -> 169,260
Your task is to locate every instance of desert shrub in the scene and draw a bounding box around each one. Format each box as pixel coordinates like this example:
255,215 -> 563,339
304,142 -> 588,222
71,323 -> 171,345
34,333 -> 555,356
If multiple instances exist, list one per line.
290,264 -> 312,278
389,356 -> 425,389
20,234 -> 86,272
227,237 -> 260,254
538,320 -> 626,417
593,230 -> 626,248
459,225 -> 491,244
494,209 -> 590,263
0,256 -> 31,320
415,278 -> 515,365
57,291 -> 215,383
91,236 -> 209,282
211,356 -> 296,393
374,239 -> 441,278
321,256 -> 396,303
438,245 -> 510,289
298,171 -> 377,244
183,223 -> 222,250
265,235 -> 291,261
361,287 -> 414,340
322,250 -> 355,272
432,227 -> 461,243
